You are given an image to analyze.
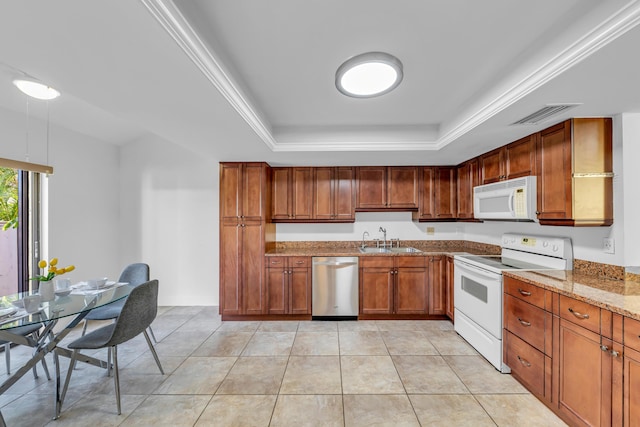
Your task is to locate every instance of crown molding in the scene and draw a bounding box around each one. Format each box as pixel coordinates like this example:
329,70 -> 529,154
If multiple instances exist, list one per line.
435,0 -> 640,150
142,0 -> 640,153
139,0 -> 277,150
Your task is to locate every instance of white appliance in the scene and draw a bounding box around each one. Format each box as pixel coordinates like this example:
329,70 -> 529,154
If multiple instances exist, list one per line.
473,176 -> 537,221
454,233 -> 572,372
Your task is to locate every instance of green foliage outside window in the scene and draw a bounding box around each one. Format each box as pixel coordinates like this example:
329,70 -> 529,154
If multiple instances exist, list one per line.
0,167 -> 18,230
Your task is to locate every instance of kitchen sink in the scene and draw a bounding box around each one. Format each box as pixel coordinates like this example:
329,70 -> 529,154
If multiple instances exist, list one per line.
358,246 -> 422,254
358,247 -> 390,253
388,247 -> 422,253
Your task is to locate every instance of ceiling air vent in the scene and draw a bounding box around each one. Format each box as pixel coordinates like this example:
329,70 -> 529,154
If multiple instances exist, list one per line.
511,104 -> 581,125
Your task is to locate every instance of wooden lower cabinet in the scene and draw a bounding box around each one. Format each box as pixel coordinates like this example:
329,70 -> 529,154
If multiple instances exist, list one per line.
428,256 -> 446,316
624,347 -> 640,427
360,256 -> 428,317
265,256 -> 311,315
445,256 -> 454,320
556,318 -> 613,427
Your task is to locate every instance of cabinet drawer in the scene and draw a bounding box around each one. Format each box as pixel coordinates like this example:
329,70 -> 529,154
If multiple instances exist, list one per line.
397,256 -> 426,268
289,257 -> 310,268
624,317 -> 640,353
360,257 -> 394,268
505,331 -> 546,397
559,295 -> 600,334
504,277 -> 546,309
266,257 -> 286,268
504,295 -> 546,353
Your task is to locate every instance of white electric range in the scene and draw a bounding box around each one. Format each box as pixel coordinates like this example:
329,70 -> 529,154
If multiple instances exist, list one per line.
453,233 -> 573,372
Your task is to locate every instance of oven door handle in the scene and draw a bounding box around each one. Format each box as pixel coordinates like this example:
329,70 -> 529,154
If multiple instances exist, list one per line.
454,261 -> 500,281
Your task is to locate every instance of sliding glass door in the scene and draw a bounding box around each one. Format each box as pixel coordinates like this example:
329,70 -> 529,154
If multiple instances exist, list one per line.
0,167 -> 41,295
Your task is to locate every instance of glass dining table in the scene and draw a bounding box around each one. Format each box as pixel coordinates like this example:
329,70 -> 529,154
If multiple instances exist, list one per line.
0,283 -> 134,425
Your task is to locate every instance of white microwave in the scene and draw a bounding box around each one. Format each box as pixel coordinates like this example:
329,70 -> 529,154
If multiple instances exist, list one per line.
473,176 -> 538,221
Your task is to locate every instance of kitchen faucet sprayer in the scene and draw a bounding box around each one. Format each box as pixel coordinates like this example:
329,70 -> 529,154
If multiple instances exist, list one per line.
379,227 -> 387,247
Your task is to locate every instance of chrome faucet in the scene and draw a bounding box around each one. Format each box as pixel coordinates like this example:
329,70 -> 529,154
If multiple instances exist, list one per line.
379,227 -> 387,247
361,231 -> 370,249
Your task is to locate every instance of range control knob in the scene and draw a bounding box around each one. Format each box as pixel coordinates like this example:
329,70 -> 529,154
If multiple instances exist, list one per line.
552,244 -> 559,252
543,241 -> 549,248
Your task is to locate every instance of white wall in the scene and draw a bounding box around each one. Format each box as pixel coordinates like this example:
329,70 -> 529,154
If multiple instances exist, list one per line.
621,113 -> 640,267
276,211 -> 462,243
0,106 -> 122,284
118,135 -> 218,306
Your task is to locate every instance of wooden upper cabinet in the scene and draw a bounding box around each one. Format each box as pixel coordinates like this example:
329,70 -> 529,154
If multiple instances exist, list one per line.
271,167 -> 313,222
434,167 -> 457,220
414,167 -> 456,221
537,118 -> 613,226
356,166 -> 418,210
457,158 -> 480,220
481,135 -> 536,184
313,167 -> 355,222
480,147 -> 505,184
220,162 -> 269,222
506,134 -> 537,179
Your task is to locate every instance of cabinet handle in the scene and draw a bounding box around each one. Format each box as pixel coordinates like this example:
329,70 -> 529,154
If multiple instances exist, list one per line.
517,355 -> 531,367
295,261 -> 305,265
611,350 -> 620,357
517,288 -> 531,297
568,307 -> 589,319
601,345 -> 609,352
535,211 -> 540,215
517,317 -> 531,327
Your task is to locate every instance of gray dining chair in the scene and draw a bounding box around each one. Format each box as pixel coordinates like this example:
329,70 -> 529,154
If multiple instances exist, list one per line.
1,323 -> 51,379
60,279 -> 164,415
82,263 -> 158,342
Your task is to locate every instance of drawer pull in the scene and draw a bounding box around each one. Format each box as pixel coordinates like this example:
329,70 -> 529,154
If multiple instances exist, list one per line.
517,355 -> 531,367
517,317 -> 531,327
517,288 -> 532,297
600,345 -> 609,352
611,350 -> 620,358
295,261 -> 305,265
568,307 -> 589,319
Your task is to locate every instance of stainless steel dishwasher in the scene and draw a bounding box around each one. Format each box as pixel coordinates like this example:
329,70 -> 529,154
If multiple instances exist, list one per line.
312,257 -> 359,319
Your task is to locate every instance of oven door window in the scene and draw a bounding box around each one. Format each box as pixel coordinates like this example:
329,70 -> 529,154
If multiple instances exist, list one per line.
461,276 -> 488,303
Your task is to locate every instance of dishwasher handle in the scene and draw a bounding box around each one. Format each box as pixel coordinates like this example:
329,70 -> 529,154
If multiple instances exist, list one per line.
313,261 -> 358,267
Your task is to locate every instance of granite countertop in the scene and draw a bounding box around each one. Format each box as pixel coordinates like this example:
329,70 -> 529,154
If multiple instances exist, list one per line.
505,270 -> 640,321
265,247 -> 455,257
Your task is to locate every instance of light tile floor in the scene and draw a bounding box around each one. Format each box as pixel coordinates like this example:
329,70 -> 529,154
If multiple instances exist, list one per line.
0,307 -> 567,426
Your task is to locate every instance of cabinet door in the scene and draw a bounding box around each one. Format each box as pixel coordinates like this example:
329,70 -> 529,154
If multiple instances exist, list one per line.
506,134 -> 536,179
266,267 -> 287,314
624,347 -> 640,427
220,223 -> 242,315
360,267 -> 394,314
242,163 -> 267,221
445,256 -> 454,320
428,257 -> 447,315
557,318 -> 612,426
417,167 -> 435,220
272,168 -> 291,220
456,158 -> 480,219
290,267 -> 311,314
387,167 -> 418,209
356,167 -> 387,209
395,266 -> 428,314
220,163 -> 242,220
313,167 -> 334,220
242,222 -> 265,315
537,121 -> 572,221
434,167 -> 457,219
481,147 -> 505,184
291,168 -> 313,219
334,167 -> 355,221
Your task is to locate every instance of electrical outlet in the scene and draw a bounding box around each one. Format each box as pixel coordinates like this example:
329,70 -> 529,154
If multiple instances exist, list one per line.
426,227 -> 435,235
603,238 -> 615,254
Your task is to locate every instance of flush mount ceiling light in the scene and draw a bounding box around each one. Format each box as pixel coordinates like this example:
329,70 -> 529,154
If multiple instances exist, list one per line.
12,78 -> 60,100
336,52 -> 403,98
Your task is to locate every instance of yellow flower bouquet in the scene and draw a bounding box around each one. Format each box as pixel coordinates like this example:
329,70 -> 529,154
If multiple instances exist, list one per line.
30,257 -> 75,282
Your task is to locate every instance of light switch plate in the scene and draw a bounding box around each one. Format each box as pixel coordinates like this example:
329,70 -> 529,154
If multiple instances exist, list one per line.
426,227 -> 435,235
